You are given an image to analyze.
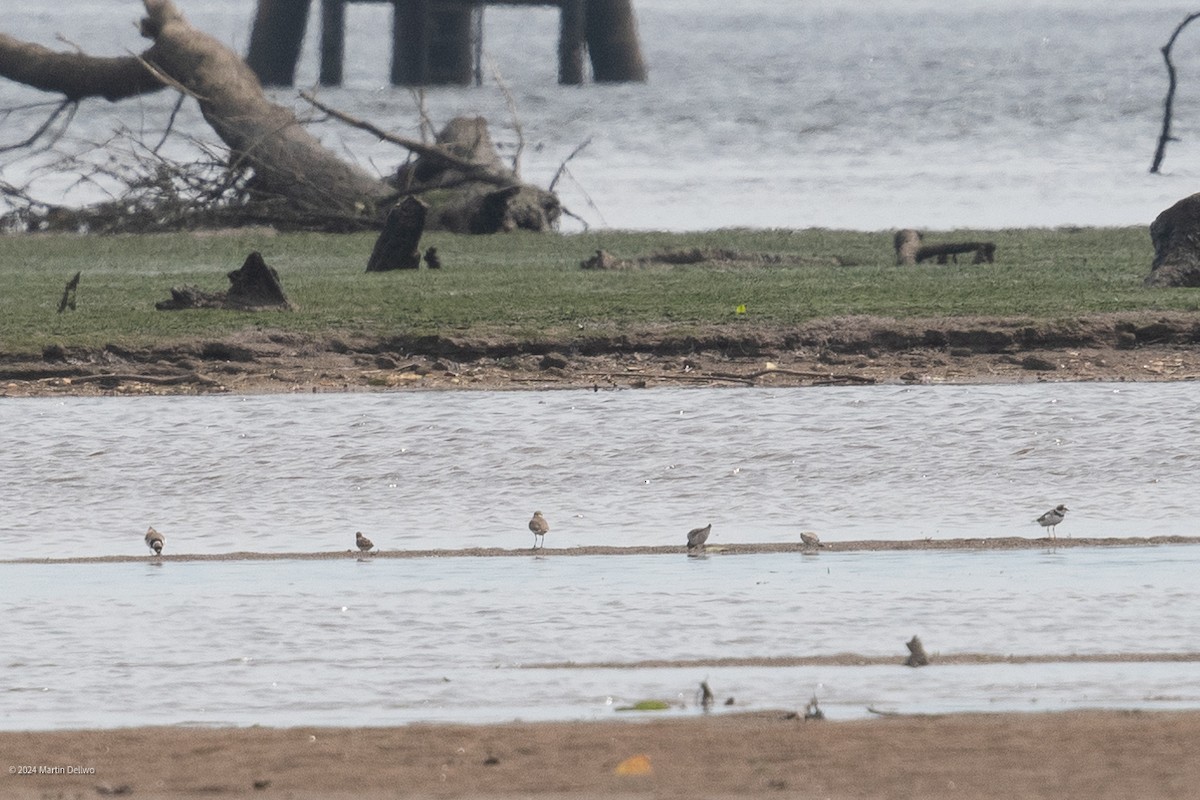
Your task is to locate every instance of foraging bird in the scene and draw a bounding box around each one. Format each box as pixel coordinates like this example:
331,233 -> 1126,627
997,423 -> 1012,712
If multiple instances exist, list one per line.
355,531 -> 374,554
686,523 -> 712,551
800,531 -> 822,549
699,681 -> 715,710
529,511 -> 549,549
1036,504 -> 1069,539
144,526 -> 164,556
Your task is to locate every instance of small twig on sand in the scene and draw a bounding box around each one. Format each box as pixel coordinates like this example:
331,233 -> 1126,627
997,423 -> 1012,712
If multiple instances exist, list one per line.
70,372 -> 218,387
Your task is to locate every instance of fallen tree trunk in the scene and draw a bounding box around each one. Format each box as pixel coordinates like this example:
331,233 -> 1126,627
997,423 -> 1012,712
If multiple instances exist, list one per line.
0,0 -> 560,234
391,116 -> 560,233
138,0 -> 393,218
916,241 -> 996,264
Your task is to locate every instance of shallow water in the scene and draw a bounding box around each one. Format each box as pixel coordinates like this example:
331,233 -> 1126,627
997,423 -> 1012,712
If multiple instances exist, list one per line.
3,547 -> 1200,730
2,383 -> 1200,729
4,1 -> 1198,230
1,383 -> 1198,559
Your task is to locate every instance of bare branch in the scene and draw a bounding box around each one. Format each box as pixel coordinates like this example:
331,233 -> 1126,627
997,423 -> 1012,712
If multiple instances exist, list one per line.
1151,12 -> 1200,173
0,99 -> 77,154
549,136 -> 592,192
409,88 -> 436,143
298,90 -> 514,186
152,93 -> 187,154
486,57 -> 524,177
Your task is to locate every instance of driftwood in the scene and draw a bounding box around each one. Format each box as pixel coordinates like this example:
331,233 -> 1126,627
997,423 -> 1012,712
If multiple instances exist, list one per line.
904,635 -> 930,667
156,251 -> 293,311
895,230 -> 996,265
916,242 -> 996,264
57,271 -> 81,313
580,247 -> 845,271
366,197 -> 427,272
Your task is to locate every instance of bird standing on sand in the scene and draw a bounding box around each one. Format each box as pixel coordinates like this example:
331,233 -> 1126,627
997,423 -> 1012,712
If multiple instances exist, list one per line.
800,531 -> 822,549
529,511 -> 549,549
355,531 -> 375,554
686,523 -> 712,552
145,526 -> 164,556
1036,504 -> 1069,539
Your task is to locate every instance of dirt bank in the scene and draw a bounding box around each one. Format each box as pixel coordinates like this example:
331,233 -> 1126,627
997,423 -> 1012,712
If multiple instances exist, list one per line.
3,312 -> 1200,396
5,710 -> 1199,799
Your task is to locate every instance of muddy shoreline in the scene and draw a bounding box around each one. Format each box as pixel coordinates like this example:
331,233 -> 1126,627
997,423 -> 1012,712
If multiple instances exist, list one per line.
5,710 -> 1200,799
3,312 -> 1200,396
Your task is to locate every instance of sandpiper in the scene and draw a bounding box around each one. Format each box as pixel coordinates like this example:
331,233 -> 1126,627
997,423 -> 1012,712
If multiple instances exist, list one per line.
355,531 -> 374,554
144,526 -> 164,556
686,523 -> 712,551
1036,504 -> 1069,539
800,531 -> 822,549
529,511 -> 549,549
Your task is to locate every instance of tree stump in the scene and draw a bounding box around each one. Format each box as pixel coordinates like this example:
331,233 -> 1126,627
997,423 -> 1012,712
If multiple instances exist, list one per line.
156,251 -> 293,310
894,229 -> 923,265
366,197 -> 428,272
1147,193 -> 1200,286
904,635 -> 930,667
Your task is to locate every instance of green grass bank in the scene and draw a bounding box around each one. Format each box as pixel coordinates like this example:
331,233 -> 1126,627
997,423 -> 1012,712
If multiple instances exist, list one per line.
0,226 -> 1193,355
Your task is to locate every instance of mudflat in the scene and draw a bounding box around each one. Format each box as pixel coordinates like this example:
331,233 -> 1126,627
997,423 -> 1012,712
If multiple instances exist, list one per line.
4,710 -> 1198,799
2,312 -> 1200,397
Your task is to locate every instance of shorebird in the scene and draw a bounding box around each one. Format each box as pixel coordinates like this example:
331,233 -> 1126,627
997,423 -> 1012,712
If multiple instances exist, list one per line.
355,531 -> 374,554
800,531 -> 822,549
144,526 -> 164,556
529,511 -> 549,549
1036,504 -> 1069,539
686,523 -> 712,551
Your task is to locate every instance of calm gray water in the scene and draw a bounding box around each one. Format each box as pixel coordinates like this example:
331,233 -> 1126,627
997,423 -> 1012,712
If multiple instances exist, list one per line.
3,548 -> 1200,730
4,1 -> 1200,230
2,383 -> 1199,558
2,383 -> 1200,729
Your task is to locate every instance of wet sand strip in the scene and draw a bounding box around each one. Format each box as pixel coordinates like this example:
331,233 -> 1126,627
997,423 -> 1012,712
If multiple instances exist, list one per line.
4,535 -> 1199,565
522,651 -> 1200,669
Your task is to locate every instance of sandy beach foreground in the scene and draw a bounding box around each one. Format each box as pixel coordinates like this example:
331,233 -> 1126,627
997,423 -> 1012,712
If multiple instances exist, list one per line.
4,710 -> 1198,799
